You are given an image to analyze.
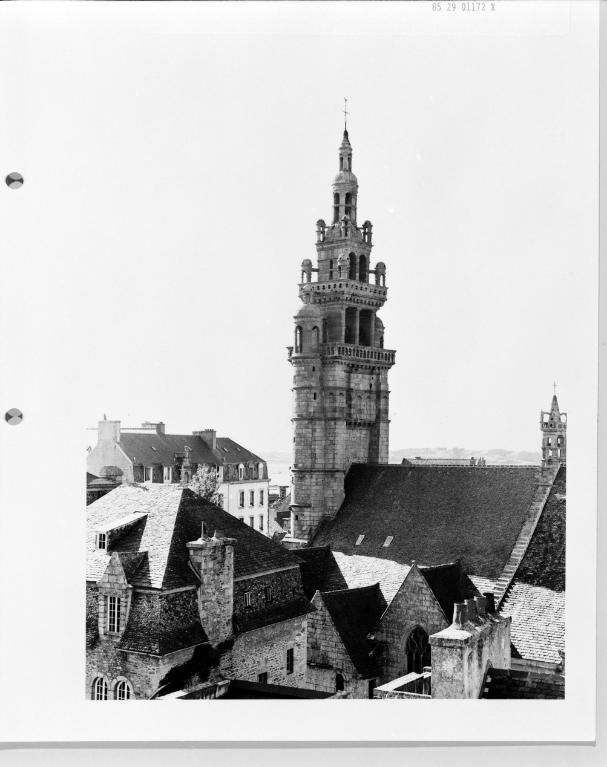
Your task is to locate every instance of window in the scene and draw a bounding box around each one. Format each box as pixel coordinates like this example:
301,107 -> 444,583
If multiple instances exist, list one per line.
249,490 -> 255,506
93,677 -> 108,700
144,467 -> 151,482
405,626 -> 431,674
355,534 -> 365,546
383,536 -> 394,548
286,648 -> 294,674
259,490 -> 264,506
163,466 -> 172,482
335,673 -> 344,692
295,326 -> 303,353
329,259 -> 334,280
249,516 -> 254,527
238,464 -> 245,481
258,462 -> 264,479
368,679 -> 376,699
258,672 -> 268,684
107,595 -> 121,633
115,679 -> 132,700
96,533 -> 107,550
259,515 -> 264,531
239,517 -> 244,524
264,586 -> 272,602
239,491 -> 245,508
244,591 -> 252,607
218,493 -> 224,509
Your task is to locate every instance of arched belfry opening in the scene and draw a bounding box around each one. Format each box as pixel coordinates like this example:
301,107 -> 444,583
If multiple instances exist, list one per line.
359,254 -> 368,283
348,253 -> 357,280
333,193 -> 339,223
345,307 -> 357,344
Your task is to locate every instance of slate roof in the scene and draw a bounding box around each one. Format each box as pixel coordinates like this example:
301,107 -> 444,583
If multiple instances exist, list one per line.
500,582 -> 565,665
86,485 -> 301,589
482,667 -> 565,699
499,468 -> 566,665
118,433 -> 264,468
233,595 -> 313,634
418,562 -> 480,623
312,464 -> 540,580
118,591 -> 208,655
319,584 -> 385,677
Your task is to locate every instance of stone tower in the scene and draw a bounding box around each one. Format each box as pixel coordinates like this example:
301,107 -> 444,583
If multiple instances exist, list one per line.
540,391 -> 567,467
288,128 -> 396,540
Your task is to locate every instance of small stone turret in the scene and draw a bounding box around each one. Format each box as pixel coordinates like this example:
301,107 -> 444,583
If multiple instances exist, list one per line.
187,526 -> 236,645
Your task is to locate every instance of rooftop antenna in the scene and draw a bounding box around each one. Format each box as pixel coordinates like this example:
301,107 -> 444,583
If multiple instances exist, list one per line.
342,97 -> 350,131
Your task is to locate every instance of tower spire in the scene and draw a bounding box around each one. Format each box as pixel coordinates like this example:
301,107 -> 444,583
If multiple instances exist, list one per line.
342,97 -> 349,133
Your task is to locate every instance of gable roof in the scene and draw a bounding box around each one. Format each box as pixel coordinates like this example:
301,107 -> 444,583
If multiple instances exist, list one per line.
117,433 -> 264,468
312,464 -> 541,579
318,584 -> 385,677
418,562 -> 480,623
86,485 -> 301,589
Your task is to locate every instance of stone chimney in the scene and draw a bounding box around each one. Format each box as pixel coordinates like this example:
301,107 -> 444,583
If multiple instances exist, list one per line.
98,417 -> 120,443
141,421 -> 165,435
429,598 -> 511,698
194,429 -> 217,451
187,526 -> 235,645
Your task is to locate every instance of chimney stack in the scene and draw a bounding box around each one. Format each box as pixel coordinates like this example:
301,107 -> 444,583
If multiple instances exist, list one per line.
194,429 -> 217,451
483,592 -> 496,614
453,602 -> 467,627
98,418 -> 120,443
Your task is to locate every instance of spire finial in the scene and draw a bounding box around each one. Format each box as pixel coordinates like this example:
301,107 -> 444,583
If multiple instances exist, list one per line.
342,97 -> 349,132
553,381 -> 557,396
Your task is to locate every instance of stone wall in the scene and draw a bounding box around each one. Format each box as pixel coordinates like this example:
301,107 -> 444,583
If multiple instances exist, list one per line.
233,567 -> 304,622
377,565 -> 449,683
306,592 -> 373,699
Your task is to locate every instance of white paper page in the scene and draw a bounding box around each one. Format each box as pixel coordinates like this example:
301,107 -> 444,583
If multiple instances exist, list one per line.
0,0 -> 597,744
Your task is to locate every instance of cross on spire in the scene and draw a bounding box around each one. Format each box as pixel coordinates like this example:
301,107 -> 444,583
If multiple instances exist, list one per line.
342,97 -> 350,131
553,381 -> 557,396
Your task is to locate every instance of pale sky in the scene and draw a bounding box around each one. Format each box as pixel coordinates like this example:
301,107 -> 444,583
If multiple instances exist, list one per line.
1,2 -> 597,456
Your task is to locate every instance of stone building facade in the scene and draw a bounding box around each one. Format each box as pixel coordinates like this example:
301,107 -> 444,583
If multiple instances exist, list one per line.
87,419 -> 270,535
288,129 -> 395,541
86,485 -> 312,699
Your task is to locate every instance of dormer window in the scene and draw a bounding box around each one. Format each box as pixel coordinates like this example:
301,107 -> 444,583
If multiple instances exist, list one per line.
238,464 -> 245,481
96,533 -> 107,550
264,586 -> 273,602
258,462 -> 264,479
244,591 -> 252,608
383,536 -> 394,548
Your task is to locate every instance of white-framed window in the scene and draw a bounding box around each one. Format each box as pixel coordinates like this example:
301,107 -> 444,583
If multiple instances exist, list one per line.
163,466 -> 172,482
244,591 -> 252,607
115,679 -> 133,700
93,677 -> 108,700
144,467 -> 151,482
259,490 -> 264,506
259,515 -> 264,531
238,464 -> 245,481
96,532 -> 107,550
258,462 -> 264,479
239,491 -> 245,508
249,490 -> 255,507
107,595 -> 121,633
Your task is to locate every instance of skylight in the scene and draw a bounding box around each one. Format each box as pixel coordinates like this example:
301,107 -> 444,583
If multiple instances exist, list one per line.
355,535 -> 365,546
383,536 -> 394,548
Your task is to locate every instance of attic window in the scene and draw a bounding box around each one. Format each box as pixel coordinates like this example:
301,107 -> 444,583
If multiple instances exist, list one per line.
264,586 -> 273,602
151,446 -> 157,451
244,591 -> 252,608
383,535 -> 394,548
355,535 -> 365,546
96,533 -> 107,550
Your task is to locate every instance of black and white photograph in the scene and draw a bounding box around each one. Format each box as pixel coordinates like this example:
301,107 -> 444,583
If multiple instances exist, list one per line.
0,0 -> 599,746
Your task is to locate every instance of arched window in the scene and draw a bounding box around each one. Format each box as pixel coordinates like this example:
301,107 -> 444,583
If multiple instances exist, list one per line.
238,463 -> 245,481
405,626 -> 430,674
295,326 -> 303,353
335,673 -> 345,692
312,326 -> 320,349
258,462 -> 264,479
339,156 -> 344,171
115,679 -> 133,700
93,677 -> 108,700
348,253 -> 357,280
333,193 -> 339,223
359,254 -> 368,282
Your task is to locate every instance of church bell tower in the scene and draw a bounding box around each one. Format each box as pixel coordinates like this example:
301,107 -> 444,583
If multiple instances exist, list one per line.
540,389 -> 567,467
288,126 -> 396,541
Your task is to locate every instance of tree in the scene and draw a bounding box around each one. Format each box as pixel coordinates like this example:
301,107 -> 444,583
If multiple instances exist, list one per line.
189,464 -> 220,504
